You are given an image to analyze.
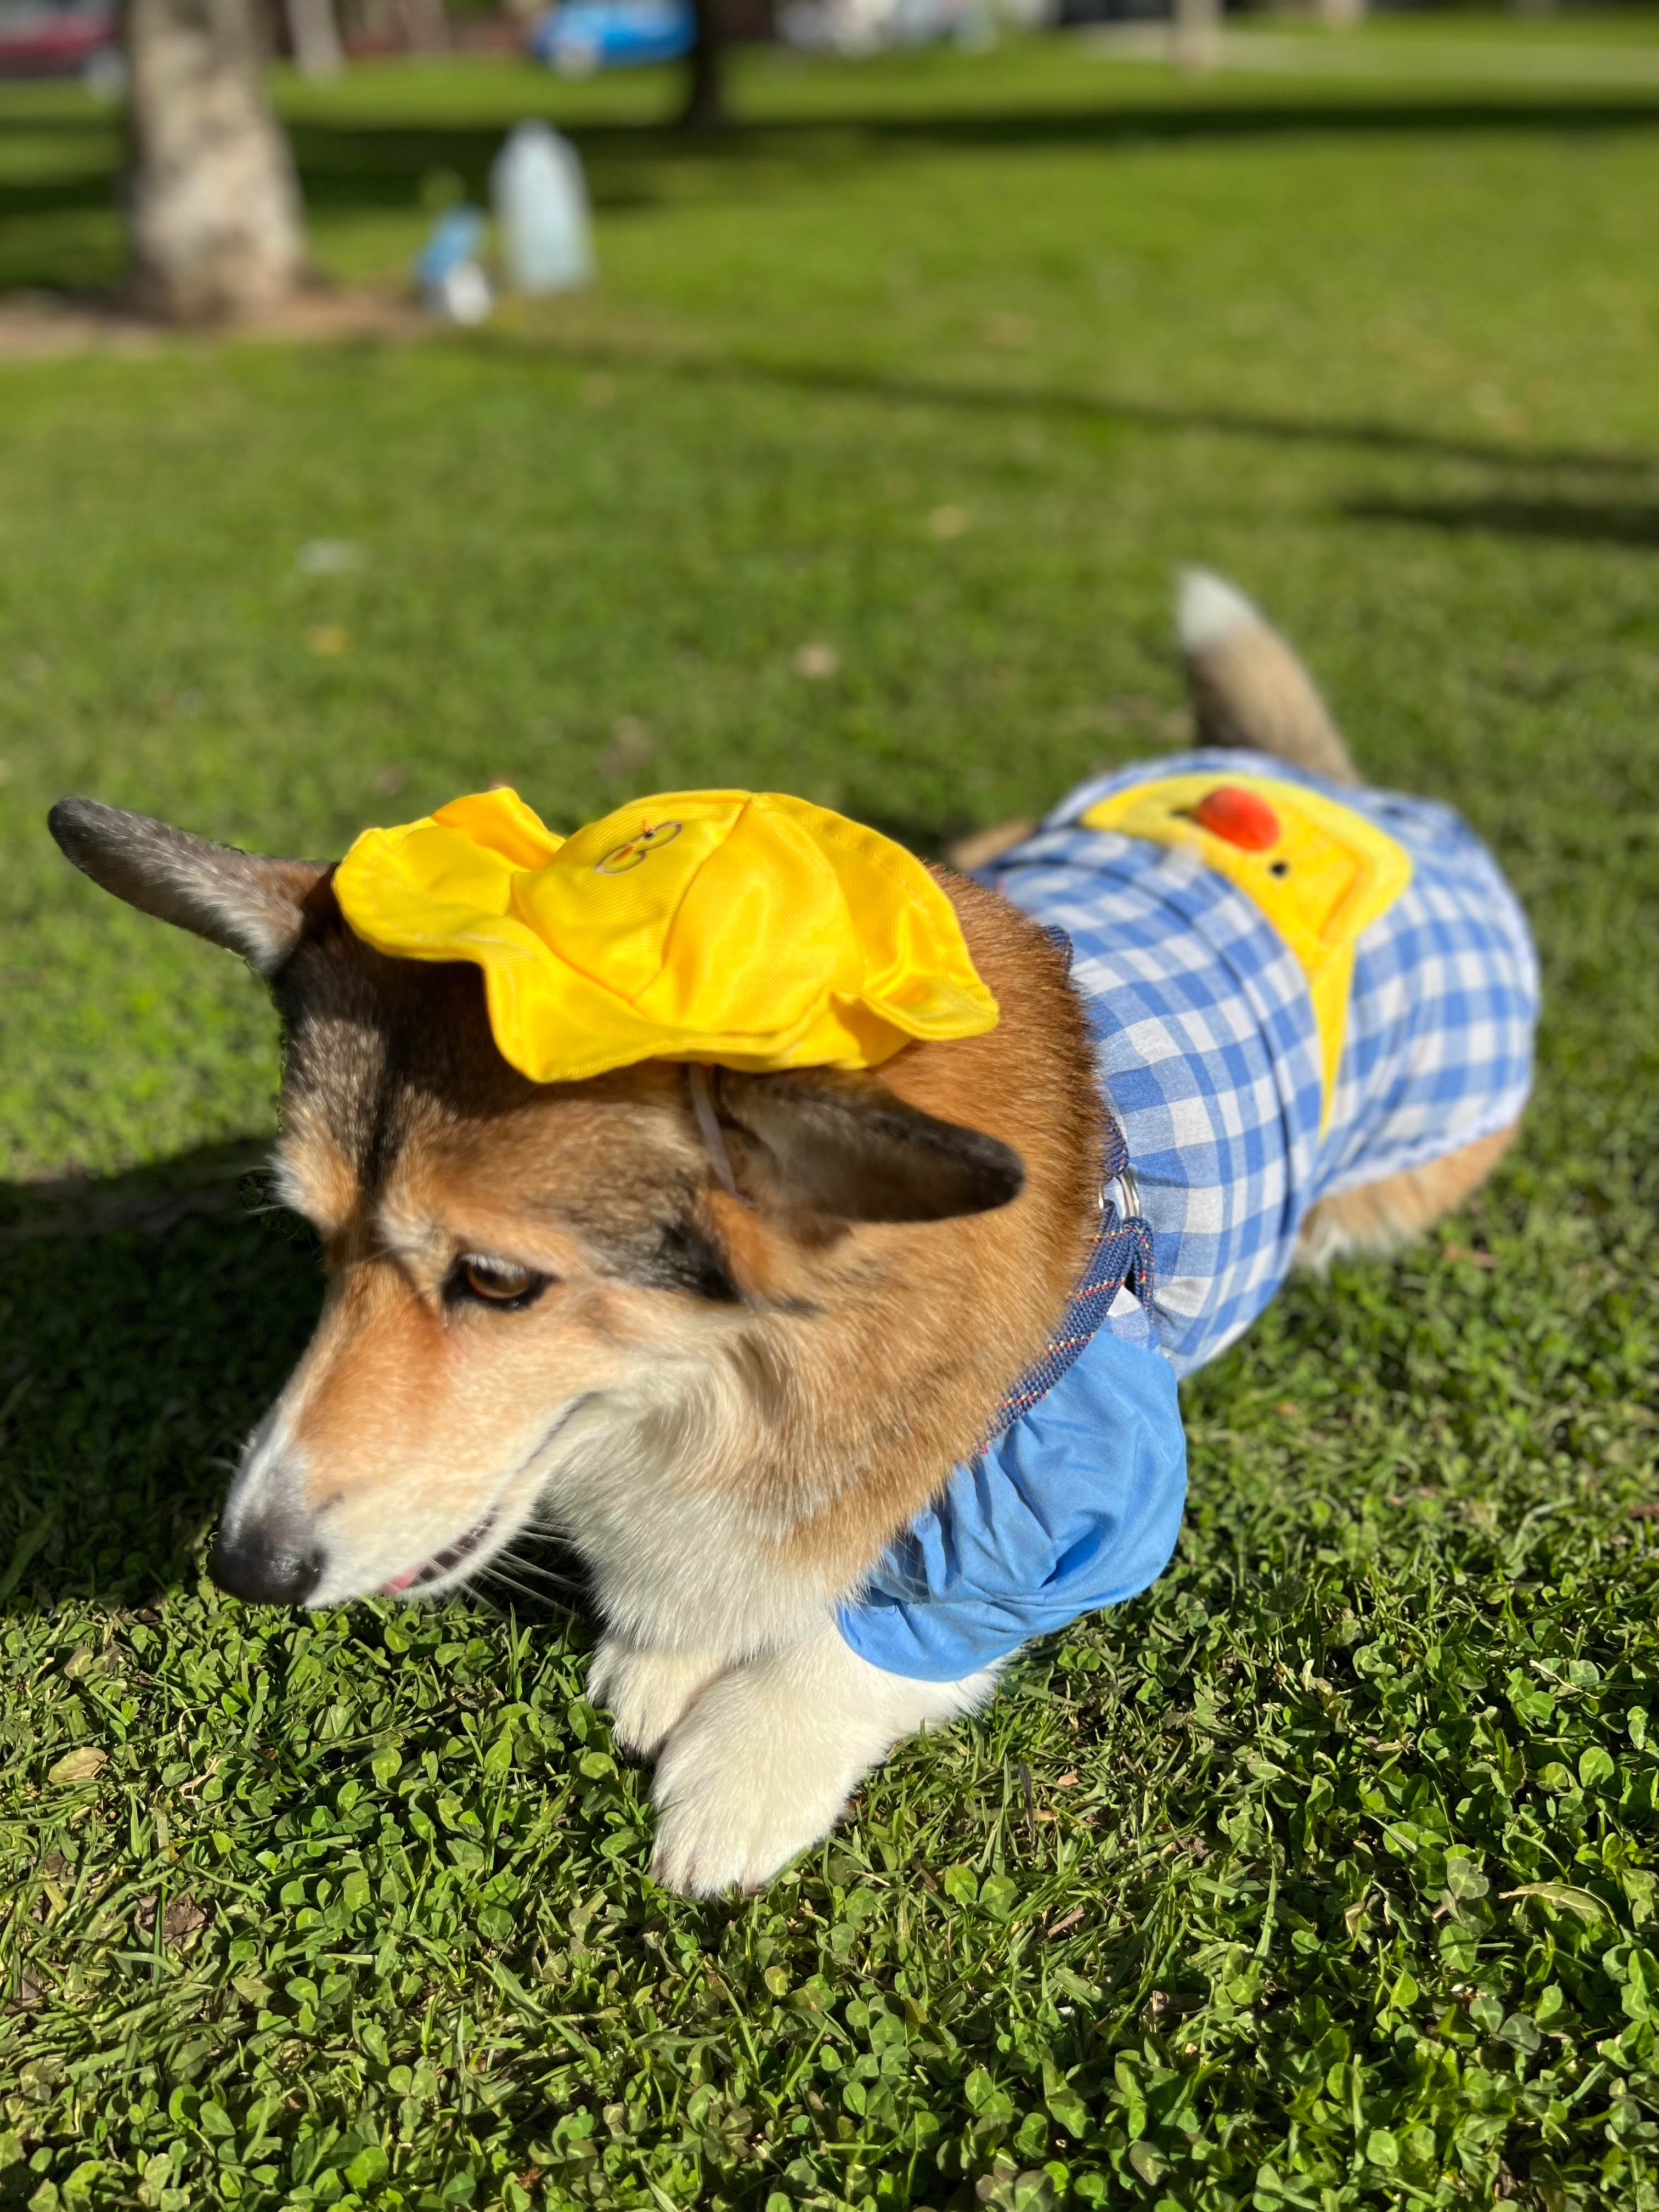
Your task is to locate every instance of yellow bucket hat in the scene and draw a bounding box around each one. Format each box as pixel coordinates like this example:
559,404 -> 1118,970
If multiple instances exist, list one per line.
333,787 -> 998,1084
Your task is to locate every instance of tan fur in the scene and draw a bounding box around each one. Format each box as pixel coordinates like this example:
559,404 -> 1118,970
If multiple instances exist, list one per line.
272,1110 -> 362,1237
1186,613 -> 1360,785
1295,1121 -> 1520,1273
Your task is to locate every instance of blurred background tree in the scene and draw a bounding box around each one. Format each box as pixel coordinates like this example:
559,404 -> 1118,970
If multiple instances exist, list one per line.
682,0 -> 727,125
286,0 -> 345,76
121,0 -> 311,319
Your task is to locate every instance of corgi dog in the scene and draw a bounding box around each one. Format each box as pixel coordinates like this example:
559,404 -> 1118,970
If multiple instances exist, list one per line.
48,575 -> 1536,1896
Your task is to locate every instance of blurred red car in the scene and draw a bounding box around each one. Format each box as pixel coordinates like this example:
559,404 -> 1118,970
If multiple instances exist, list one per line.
0,0 -> 120,78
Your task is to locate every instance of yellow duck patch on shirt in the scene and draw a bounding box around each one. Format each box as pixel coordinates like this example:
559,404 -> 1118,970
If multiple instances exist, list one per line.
334,786 -> 998,1085
1080,772 -> 1413,1128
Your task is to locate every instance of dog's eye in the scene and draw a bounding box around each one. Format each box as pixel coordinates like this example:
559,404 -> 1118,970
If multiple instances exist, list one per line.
447,1257 -> 550,1311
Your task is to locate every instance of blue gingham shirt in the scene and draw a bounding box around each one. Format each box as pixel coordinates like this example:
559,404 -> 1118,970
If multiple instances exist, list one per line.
1003,752 -> 1538,1375
838,754 -> 1538,1679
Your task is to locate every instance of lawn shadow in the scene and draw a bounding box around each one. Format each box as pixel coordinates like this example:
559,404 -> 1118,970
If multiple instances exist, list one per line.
1345,492 -> 1659,548
282,88 -> 1659,223
0,1141 -> 594,1627
0,1142 -> 317,1615
468,328 -> 1658,483
8,84 -> 1659,270
667,345 -> 1659,482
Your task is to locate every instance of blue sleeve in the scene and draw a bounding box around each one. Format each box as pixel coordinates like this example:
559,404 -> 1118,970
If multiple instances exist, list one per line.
835,1330 -> 1187,1683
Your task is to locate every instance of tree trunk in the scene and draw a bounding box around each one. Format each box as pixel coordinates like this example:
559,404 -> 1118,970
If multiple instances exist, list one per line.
285,0 -> 343,77
122,0 -> 310,322
680,0 -> 725,129
399,0 -> 450,50
1170,0 -> 1219,76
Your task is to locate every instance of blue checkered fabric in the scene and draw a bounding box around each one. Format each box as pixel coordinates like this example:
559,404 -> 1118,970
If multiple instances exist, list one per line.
836,753 -> 1537,1682
980,751 -> 1539,1378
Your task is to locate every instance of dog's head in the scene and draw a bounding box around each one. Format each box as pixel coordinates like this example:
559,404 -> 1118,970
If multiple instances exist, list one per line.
49,799 -> 1029,1609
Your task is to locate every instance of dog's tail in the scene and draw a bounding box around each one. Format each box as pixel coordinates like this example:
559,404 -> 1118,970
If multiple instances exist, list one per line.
1177,569 -> 1361,787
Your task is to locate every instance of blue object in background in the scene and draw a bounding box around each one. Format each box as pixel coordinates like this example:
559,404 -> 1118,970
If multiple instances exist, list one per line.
529,0 -> 695,77
414,205 -> 486,291
414,205 -> 492,324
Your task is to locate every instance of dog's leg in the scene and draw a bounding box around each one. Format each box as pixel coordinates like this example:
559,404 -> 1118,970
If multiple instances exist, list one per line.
589,1637 -> 728,1762
1178,569 -> 1362,787
647,1622 -> 998,1897
1295,1121 -> 1520,1273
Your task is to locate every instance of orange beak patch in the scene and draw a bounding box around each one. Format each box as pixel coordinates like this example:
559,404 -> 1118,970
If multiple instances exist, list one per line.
1192,785 -> 1281,851
1080,770 -> 1414,1132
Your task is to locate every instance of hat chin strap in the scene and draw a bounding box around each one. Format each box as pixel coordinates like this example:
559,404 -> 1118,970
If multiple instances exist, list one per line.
687,1064 -> 742,1201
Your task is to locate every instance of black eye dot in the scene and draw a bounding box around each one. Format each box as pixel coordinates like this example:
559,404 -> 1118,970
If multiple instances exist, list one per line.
1269,860 -> 1290,878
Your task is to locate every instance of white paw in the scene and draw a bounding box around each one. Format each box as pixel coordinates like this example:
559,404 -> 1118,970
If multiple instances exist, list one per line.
588,1638 -> 726,1760
649,1668 -> 860,1897
645,1624 -> 1000,1898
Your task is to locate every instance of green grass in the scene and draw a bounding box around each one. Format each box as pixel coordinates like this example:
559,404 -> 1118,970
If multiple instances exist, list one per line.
2,22 -> 1659,2211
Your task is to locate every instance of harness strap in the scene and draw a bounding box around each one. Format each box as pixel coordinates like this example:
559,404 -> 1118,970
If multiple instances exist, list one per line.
990,925 -> 1157,1434
991,1107 -> 1156,1434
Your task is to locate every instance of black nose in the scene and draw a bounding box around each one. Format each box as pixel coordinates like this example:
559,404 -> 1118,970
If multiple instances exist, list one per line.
208,1514 -> 325,1606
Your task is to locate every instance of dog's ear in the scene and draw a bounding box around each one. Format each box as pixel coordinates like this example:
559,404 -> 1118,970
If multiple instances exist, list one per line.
716,1067 -> 1023,1224
48,798 -> 329,978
